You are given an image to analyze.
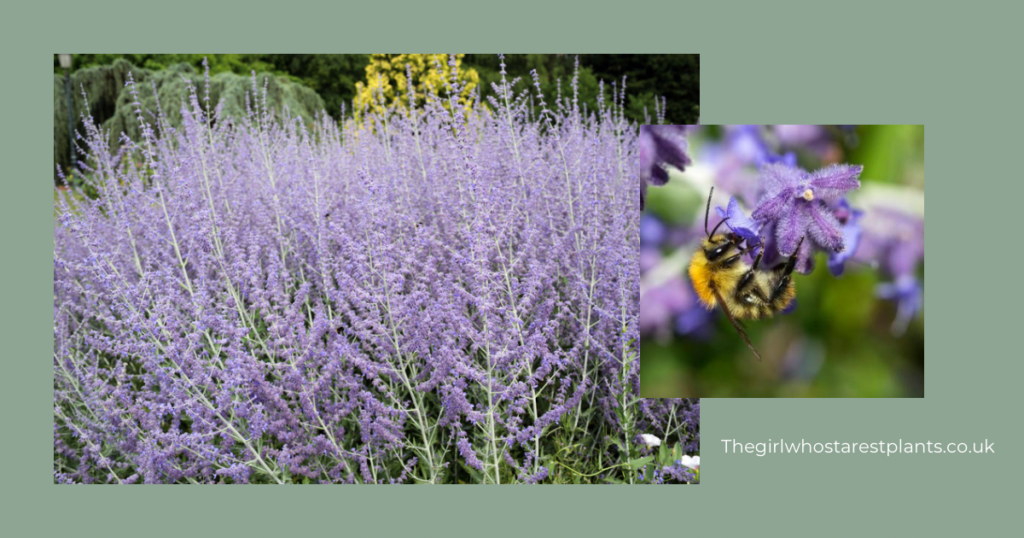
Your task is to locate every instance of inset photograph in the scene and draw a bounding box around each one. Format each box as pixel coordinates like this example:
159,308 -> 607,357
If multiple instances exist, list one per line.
640,125 -> 923,398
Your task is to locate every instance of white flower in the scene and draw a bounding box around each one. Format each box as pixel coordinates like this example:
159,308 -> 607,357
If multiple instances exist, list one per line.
679,455 -> 700,470
640,434 -> 662,448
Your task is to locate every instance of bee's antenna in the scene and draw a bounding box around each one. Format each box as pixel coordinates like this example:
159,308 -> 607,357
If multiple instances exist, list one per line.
709,217 -> 730,238
704,186 -> 714,237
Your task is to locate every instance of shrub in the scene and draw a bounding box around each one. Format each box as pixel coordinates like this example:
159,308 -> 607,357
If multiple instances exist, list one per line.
353,54 -> 481,119
54,59 -> 325,179
53,56 -> 698,484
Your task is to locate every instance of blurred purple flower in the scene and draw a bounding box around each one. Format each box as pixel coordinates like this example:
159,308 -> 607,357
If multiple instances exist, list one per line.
767,151 -> 798,167
715,197 -> 761,254
640,246 -> 662,274
724,125 -> 798,168
773,125 -> 827,147
851,206 -> 924,334
773,125 -> 844,163
725,125 -> 771,164
640,214 -> 667,246
675,306 -> 714,339
751,163 -> 863,272
827,199 -> 864,276
877,275 -> 923,335
639,276 -> 695,335
853,206 -> 924,278
639,125 -> 691,209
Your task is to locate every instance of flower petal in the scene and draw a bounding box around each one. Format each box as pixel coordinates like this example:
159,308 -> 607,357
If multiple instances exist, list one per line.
794,239 -> 815,274
758,162 -> 804,198
805,202 -> 845,252
807,164 -> 862,202
716,197 -> 761,247
647,126 -> 692,171
753,193 -> 794,225
775,203 -> 805,256
828,207 -> 863,276
649,162 -> 669,186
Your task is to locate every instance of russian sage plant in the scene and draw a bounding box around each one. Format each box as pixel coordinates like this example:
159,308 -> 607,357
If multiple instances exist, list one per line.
54,55 -> 699,484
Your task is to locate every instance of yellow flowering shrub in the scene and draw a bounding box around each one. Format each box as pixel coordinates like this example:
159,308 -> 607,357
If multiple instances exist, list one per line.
353,54 -> 482,119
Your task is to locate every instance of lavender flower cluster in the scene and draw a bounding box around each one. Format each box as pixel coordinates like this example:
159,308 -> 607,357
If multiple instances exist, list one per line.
641,125 -> 924,341
53,56 -> 699,484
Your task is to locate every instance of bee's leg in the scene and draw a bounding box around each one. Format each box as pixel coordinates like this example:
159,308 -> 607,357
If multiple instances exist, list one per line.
733,237 -> 765,295
780,236 -> 805,277
769,236 -> 804,302
749,236 -> 765,271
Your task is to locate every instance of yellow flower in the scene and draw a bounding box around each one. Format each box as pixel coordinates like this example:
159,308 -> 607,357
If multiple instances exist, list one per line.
353,54 -> 483,122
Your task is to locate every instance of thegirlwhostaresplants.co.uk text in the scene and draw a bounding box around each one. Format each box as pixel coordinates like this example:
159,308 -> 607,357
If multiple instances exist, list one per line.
721,439 -> 994,457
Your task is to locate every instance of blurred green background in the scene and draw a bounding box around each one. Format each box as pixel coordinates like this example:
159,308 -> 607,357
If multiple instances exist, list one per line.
640,125 -> 924,398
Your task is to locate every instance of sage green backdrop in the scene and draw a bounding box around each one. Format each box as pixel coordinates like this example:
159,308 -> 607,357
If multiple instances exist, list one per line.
2,0 -> 1018,536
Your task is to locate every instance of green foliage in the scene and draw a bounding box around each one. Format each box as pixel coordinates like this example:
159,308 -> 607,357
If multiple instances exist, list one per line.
260,54 -> 369,117
55,54 -> 367,120
54,54 -> 277,77
54,59 -> 325,180
583,54 -> 700,125
465,54 -> 698,125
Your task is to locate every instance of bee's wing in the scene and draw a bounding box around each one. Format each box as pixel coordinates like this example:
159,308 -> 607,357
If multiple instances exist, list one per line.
712,288 -> 762,361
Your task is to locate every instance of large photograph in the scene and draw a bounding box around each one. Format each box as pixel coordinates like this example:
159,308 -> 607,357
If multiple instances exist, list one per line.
53,54 -> 700,484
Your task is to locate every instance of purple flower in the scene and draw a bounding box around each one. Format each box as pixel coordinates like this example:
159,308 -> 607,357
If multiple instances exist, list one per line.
750,163 -> 863,271
853,206 -> 924,278
767,151 -> 798,167
639,125 -> 691,209
640,214 -> 667,246
772,125 -> 844,162
827,199 -> 864,276
640,277 -> 696,336
876,275 -> 922,335
723,125 -> 798,168
773,124 -> 827,147
675,306 -> 714,339
724,125 -> 770,164
850,205 -> 924,333
715,197 -> 761,253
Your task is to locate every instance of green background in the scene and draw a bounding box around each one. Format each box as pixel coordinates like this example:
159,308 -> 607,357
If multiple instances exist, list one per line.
3,0 -> 1018,535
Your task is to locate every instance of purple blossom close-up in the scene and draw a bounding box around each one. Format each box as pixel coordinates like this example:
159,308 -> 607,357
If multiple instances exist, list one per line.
640,125 -> 923,398
715,196 -> 762,255
750,162 -> 863,273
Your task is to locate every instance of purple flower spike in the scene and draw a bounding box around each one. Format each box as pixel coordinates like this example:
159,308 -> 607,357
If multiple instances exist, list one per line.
751,163 -> 862,262
715,197 -> 761,252
639,125 -> 692,209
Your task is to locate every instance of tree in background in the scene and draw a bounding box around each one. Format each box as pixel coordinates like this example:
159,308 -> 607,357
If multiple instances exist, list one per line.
260,54 -> 369,117
53,58 -> 325,182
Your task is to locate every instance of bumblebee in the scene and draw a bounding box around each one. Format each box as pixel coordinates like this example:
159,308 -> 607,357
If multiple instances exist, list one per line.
688,187 -> 803,360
